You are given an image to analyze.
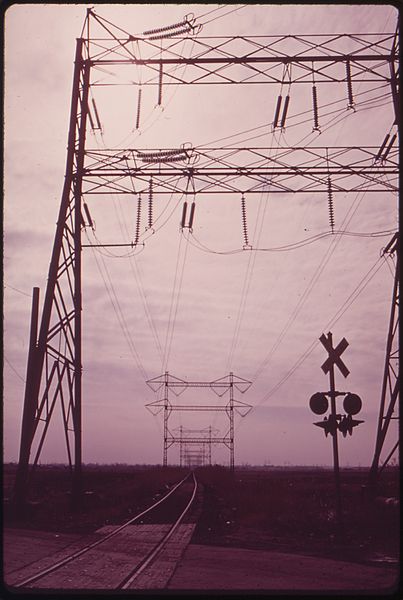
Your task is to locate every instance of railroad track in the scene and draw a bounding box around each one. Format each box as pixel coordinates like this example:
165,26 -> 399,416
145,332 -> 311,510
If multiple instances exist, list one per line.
10,471 -> 198,590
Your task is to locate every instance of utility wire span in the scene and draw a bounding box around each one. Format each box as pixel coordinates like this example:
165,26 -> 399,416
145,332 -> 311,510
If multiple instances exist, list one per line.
85,231 -> 148,381
4,284 -> 32,298
200,82 -> 390,148
161,228 -> 191,373
251,185 -> 369,384
235,252 -> 388,430
200,4 -> 249,27
4,356 -> 25,383
188,229 -> 396,255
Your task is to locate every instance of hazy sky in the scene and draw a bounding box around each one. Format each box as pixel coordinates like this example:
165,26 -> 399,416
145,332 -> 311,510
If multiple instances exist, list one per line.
4,3 -> 399,468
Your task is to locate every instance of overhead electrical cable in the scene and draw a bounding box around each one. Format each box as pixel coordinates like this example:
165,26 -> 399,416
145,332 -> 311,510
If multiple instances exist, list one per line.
200,4 -> 249,27
251,185 -> 370,383
200,84 -> 390,148
161,228 -> 191,373
3,284 -> 32,298
85,231 -> 148,381
186,229 -> 395,257
235,253 -> 388,437
4,356 -> 25,383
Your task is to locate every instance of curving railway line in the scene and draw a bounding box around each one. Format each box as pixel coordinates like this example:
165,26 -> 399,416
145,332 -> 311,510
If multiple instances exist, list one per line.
8,472 -> 198,591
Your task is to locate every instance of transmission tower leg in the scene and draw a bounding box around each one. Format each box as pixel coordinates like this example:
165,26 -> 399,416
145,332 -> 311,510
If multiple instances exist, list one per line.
13,38 -> 89,511
208,426 -> 212,466
13,288 -> 40,512
229,373 -> 234,471
369,241 -> 399,489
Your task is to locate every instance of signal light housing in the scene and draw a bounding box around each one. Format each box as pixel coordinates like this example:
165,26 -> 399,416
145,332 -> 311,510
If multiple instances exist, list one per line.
309,392 -> 329,415
343,392 -> 362,415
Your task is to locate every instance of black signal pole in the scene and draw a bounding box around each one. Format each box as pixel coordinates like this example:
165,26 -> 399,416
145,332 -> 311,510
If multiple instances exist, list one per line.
326,332 -> 343,533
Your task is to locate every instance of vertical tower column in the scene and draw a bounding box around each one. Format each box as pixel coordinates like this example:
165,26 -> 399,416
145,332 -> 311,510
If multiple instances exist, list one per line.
369,234 -> 399,487
229,372 -> 234,471
13,38 -> 90,511
163,371 -> 169,467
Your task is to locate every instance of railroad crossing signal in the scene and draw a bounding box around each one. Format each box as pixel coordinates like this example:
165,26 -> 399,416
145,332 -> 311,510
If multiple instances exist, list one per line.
319,333 -> 350,378
309,331 -> 364,535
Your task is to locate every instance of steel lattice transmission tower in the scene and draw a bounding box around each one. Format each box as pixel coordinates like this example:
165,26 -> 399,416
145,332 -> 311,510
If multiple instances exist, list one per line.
13,9 -> 399,509
146,372 -> 252,470
368,233 -> 399,487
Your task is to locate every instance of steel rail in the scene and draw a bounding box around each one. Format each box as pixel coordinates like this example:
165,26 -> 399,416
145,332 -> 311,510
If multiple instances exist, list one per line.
14,472 -> 193,588
118,471 -> 198,589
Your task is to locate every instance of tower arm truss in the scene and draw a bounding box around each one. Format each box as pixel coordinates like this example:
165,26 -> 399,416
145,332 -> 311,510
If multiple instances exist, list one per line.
84,29 -> 397,86
83,146 -> 398,196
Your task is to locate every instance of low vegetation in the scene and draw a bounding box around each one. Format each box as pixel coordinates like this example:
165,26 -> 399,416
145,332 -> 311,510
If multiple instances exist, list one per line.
3,463 -> 399,563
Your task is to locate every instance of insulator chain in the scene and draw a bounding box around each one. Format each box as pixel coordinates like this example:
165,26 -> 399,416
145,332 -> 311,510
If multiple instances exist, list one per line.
148,25 -> 193,40
91,98 -> 102,132
158,63 -> 163,106
136,88 -> 142,130
327,176 -> 335,234
181,200 -> 196,229
346,59 -> 354,109
273,95 -> 290,130
312,85 -> 320,131
138,148 -> 188,159
241,194 -> 250,248
148,178 -> 153,229
83,202 -> 94,230
375,133 -> 397,162
134,195 -> 142,244
144,20 -> 189,35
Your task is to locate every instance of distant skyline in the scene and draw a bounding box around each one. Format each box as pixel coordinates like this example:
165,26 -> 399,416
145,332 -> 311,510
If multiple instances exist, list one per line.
4,3 -> 398,468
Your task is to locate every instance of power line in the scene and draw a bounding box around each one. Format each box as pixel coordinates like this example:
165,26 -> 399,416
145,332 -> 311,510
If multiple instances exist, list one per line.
201,4 -> 249,27
236,253 -> 387,426
188,228 -> 396,255
4,284 -> 31,298
86,231 -> 148,381
4,356 -> 25,383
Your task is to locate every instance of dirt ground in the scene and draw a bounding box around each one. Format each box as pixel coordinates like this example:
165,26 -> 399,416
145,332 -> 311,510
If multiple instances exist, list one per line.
3,464 -> 400,593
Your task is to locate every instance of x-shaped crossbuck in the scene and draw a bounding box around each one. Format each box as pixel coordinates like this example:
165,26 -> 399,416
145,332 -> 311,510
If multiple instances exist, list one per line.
319,333 -> 350,378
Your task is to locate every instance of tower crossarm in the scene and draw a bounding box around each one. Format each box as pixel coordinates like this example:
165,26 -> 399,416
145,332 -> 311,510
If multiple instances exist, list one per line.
83,22 -> 397,87
83,146 -> 398,196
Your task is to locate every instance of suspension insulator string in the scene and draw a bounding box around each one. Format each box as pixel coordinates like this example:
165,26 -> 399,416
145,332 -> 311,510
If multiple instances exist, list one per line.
375,133 -> 390,162
188,201 -> 196,230
381,133 -> 397,162
241,194 -> 250,248
158,63 -> 163,106
346,59 -> 354,109
327,176 -> 335,234
280,94 -> 290,129
87,108 -> 96,132
181,201 -> 188,229
312,85 -> 320,132
134,195 -> 142,245
148,178 -> 153,229
136,88 -> 142,130
83,202 -> 94,229
273,95 -> 282,129
91,98 -> 102,131
143,19 -> 189,36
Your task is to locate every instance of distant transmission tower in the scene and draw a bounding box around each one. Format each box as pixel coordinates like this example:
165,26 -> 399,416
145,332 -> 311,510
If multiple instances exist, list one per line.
146,372 -> 252,470
13,9 -> 399,509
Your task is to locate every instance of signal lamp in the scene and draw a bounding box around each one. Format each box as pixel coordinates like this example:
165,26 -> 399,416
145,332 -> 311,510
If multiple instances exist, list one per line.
343,392 -> 362,415
309,392 -> 328,415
